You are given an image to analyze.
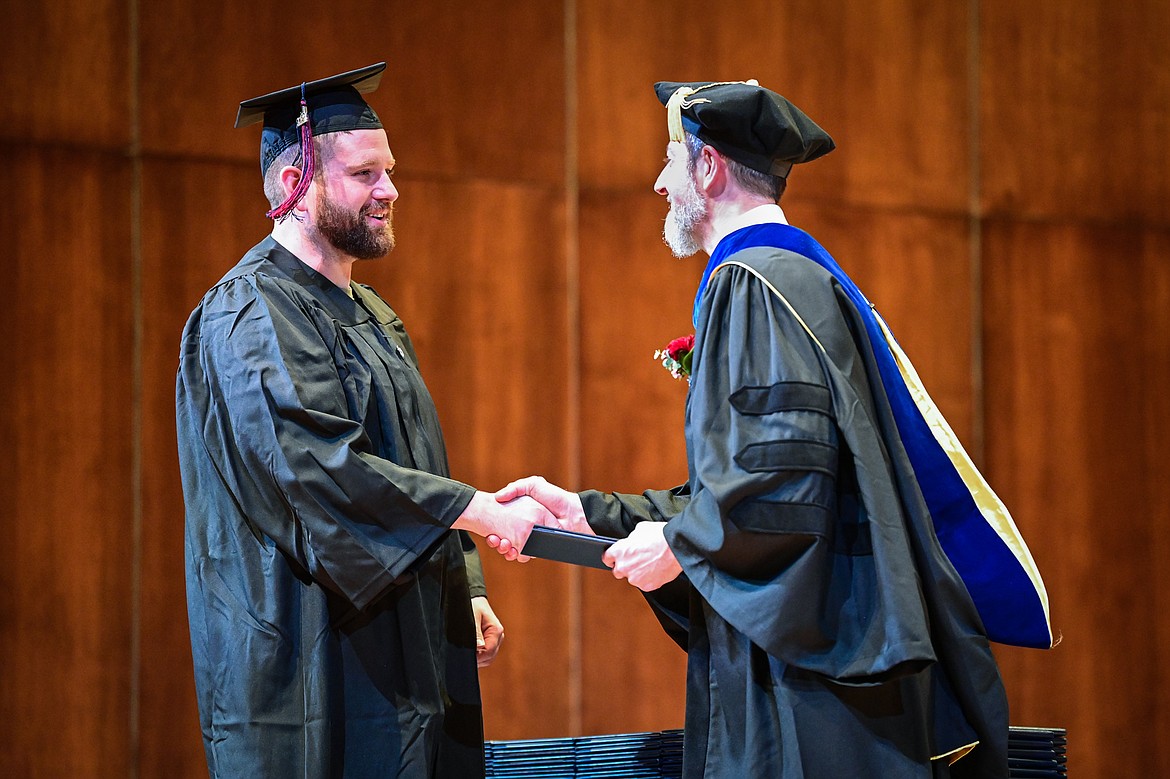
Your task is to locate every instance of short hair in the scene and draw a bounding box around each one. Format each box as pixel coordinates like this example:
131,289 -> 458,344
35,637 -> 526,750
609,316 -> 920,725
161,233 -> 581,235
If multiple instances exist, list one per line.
261,133 -> 341,209
685,132 -> 787,202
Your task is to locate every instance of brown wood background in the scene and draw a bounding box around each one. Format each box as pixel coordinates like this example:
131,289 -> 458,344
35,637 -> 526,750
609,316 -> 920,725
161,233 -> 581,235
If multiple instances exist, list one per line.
2,1 -> 1167,776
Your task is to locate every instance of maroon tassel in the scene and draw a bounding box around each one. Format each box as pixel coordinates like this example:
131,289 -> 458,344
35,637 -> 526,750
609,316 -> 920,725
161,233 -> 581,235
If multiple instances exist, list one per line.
266,94 -> 316,220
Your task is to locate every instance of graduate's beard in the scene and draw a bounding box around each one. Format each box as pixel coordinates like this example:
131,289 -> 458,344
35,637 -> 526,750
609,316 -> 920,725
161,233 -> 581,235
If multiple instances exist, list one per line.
663,176 -> 707,258
315,189 -> 396,260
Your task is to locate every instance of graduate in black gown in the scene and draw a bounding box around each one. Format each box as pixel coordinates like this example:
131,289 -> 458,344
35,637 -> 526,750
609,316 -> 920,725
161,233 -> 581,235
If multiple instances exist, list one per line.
496,80 -> 1052,777
176,63 -> 544,778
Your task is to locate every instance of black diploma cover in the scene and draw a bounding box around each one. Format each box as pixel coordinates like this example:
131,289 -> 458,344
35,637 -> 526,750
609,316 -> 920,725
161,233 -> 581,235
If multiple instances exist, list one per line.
521,526 -> 617,570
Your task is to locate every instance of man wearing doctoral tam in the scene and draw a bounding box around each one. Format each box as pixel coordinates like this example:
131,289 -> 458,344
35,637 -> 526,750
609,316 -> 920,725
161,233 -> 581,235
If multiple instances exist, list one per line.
499,80 -> 1052,777
176,63 -> 547,778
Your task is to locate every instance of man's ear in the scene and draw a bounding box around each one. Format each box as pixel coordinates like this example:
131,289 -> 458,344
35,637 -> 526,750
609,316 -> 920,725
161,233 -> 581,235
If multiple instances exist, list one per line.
279,165 -> 315,216
698,145 -> 727,195
279,165 -> 303,199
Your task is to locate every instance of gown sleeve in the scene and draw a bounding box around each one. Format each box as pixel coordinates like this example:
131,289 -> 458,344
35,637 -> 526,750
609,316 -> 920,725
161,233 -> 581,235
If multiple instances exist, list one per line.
579,486 -> 694,650
579,486 -> 690,538
461,532 -> 487,599
660,261 -> 935,681
180,274 -> 475,611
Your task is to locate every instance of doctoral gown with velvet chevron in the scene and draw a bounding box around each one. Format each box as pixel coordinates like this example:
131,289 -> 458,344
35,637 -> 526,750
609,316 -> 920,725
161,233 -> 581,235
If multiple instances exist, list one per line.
580,231 -> 1009,778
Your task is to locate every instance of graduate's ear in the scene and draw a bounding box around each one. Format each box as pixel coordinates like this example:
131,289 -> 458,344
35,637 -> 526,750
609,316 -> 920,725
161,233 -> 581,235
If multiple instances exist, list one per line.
278,165 -> 305,200
277,165 -> 314,215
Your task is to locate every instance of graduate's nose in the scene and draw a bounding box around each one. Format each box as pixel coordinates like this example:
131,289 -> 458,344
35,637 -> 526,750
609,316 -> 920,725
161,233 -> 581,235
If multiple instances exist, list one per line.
376,174 -> 398,202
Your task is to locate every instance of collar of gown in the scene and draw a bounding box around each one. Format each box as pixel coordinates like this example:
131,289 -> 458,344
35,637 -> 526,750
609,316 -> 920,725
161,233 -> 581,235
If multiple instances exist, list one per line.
692,203 -> 789,326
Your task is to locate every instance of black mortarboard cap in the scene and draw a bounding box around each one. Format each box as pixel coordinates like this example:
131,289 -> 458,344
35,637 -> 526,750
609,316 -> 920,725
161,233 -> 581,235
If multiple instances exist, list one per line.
236,62 -> 387,175
653,80 -> 835,177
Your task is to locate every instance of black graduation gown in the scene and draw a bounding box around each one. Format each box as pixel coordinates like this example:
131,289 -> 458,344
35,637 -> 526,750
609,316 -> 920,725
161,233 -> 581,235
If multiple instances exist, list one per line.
176,236 -> 485,778
581,246 -> 1009,778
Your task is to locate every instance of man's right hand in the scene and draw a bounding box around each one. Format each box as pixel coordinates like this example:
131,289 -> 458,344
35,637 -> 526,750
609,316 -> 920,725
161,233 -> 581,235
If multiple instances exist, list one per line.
494,476 -> 592,536
453,491 -> 550,562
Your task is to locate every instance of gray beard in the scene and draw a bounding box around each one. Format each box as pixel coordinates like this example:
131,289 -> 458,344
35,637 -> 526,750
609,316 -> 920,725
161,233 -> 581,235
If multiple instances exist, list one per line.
662,188 -> 707,258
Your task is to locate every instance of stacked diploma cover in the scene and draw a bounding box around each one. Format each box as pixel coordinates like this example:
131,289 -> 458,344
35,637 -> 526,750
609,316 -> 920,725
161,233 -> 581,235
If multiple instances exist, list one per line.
485,728 -> 1063,778
1007,727 -> 1068,778
484,730 -> 683,778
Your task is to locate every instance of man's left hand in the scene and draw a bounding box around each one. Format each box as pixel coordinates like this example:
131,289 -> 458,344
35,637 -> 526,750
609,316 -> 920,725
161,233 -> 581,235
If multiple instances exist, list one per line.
472,596 -> 504,668
603,521 -> 683,592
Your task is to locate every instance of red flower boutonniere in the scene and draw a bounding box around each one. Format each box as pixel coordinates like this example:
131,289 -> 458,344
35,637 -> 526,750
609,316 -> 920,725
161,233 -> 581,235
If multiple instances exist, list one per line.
654,334 -> 695,383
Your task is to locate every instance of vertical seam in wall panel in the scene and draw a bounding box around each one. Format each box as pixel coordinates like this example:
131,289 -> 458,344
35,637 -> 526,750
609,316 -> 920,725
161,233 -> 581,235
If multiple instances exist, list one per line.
969,0 -> 985,464
128,0 -> 143,775
564,0 -> 583,738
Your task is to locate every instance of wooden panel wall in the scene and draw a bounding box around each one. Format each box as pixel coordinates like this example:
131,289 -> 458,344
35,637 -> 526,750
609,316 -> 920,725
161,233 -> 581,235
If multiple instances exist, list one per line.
2,1 -> 1168,777
0,149 -> 135,777
983,224 -> 1170,777
980,3 -> 1170,775
0,0 -> 134,774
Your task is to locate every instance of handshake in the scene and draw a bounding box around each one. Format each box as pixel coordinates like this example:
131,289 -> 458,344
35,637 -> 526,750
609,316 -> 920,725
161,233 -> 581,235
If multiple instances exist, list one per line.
452,477 -> 683,592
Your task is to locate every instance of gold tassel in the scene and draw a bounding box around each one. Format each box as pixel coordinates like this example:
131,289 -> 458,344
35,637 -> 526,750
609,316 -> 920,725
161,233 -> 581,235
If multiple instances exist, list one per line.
666,87 -> 697,142
665,80 -> 760,143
